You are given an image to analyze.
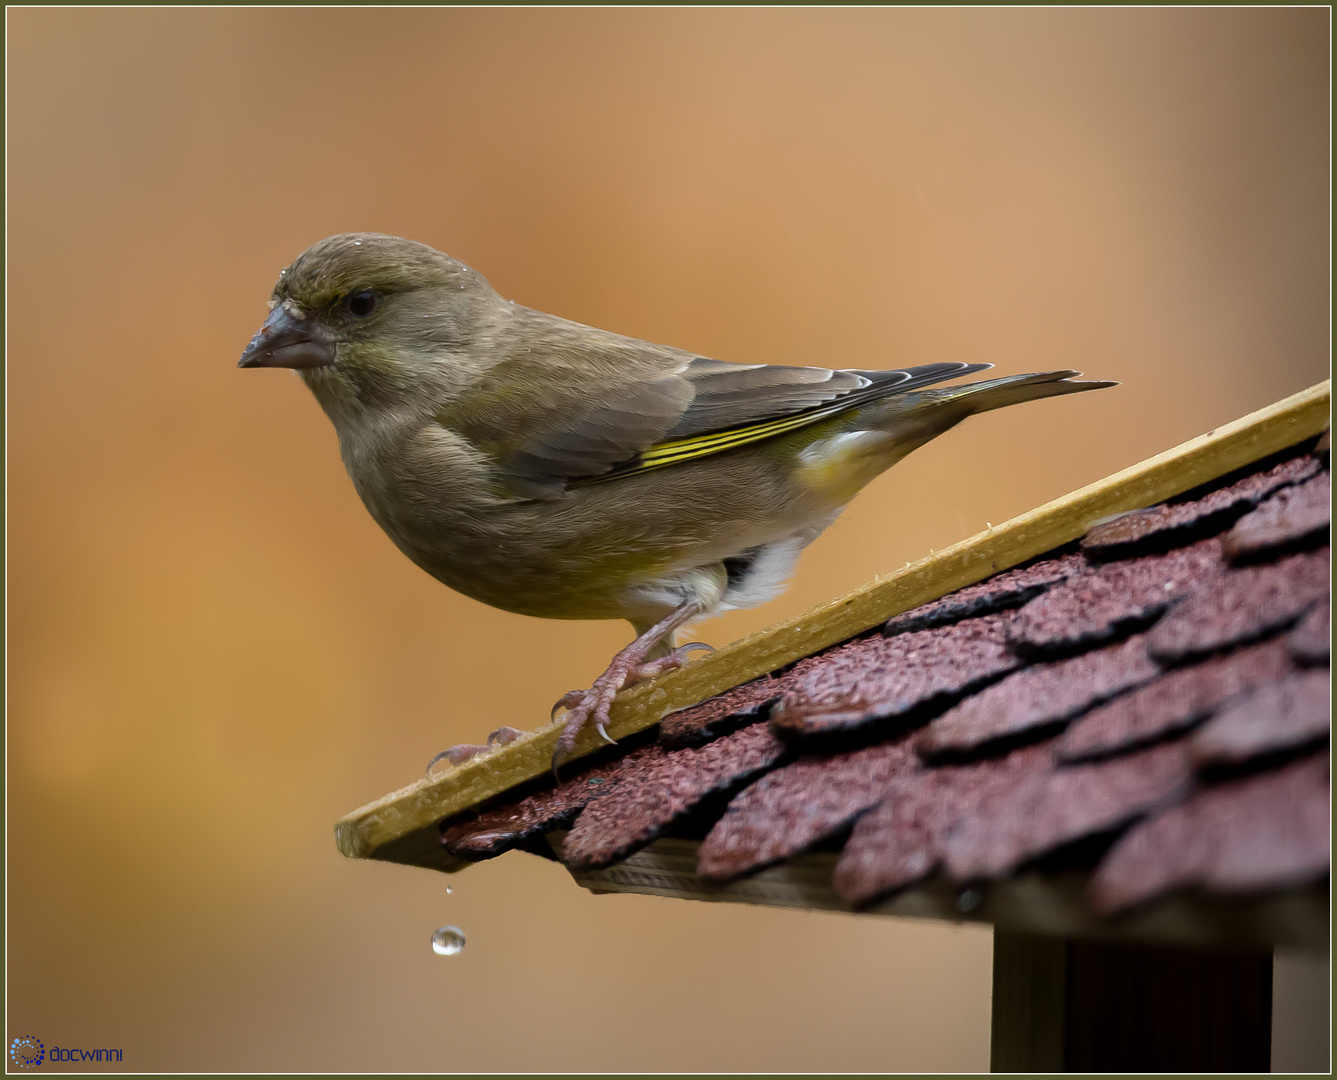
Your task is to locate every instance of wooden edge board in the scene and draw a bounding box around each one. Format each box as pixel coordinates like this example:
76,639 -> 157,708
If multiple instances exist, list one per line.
564,836 -> 1329,953
334,380 -> 1331,867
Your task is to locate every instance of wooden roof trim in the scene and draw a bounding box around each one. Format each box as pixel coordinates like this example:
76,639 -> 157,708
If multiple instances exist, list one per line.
334,380 -> 1330,868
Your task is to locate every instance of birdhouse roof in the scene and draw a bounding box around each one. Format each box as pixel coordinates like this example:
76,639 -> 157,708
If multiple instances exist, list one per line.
335,381 -> 1330,951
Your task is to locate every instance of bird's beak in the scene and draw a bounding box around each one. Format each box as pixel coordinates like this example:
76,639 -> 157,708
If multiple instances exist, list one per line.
238,303 -> 337,369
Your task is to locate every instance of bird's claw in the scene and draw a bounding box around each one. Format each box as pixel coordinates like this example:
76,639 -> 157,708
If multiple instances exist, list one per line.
549,685 -> 614,775
427,726 -> 527,777
551,694 -> 594,774
426,744 -> 488,777
627,640 -> 715,684
551,690 -> 587,721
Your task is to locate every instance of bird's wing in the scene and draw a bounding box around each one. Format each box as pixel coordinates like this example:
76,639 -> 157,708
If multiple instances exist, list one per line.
492,356 -> 988,500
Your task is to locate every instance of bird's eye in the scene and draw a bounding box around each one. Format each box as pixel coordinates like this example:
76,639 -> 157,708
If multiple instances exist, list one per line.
346,290 -> 378,318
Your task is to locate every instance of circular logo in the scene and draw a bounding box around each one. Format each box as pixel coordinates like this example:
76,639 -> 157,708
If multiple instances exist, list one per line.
9,1036 -> 44,1068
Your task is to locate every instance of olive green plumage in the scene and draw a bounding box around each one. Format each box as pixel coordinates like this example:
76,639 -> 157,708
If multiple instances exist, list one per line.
241,232 -> 1115,637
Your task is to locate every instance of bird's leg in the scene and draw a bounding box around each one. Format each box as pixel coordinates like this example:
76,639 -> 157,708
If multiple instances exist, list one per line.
556,641 -> 713,712
550,601 -> 708,769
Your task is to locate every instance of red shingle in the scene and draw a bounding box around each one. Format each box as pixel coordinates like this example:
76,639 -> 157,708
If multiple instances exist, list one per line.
659,674 -> 784,748
1057,639 -> 1294,763
1146,547 -> 1329,663
941,741 -> 1193,882
1079,454 -> 1320,558
884,554 -> 1086,635
1190,671 -> 1331,768
832,743 -> 1053,906
769,614 -> 1021,739
1008,539 -> 1225,657
561,723 -> 787,870
1222,472 -> 1330,563
1288,599 -> 1330,666
441,745 -> 666,859
696,737 -> 919,881
915,634 -> 1161,761
1088,754 -> 1330,915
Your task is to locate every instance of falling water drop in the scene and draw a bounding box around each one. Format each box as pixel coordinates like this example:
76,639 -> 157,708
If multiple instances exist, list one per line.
445,885 -> 452,895
431,925 -> 466,956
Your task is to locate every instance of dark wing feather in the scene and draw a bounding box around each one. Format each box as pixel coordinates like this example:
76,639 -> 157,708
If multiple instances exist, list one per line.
666,359 -> 980,438
663,360 -> 870,438
504,357 -> 988,498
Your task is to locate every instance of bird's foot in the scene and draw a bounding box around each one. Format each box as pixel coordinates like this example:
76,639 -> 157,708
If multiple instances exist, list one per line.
549,669 -> 628,770
425,726 -> 526,777
549,639 -> 714,771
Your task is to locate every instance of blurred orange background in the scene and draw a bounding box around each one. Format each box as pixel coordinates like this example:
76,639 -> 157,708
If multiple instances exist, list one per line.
7,7 -> 1328,1072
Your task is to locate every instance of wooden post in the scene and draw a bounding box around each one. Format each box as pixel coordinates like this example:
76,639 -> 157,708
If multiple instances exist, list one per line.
991,931 -> 1067,1071
991,931 -> 1273,1072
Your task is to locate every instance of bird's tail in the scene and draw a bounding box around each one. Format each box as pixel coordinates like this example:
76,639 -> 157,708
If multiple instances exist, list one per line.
791,366 -> 1116,505
925,369 -> 1118,416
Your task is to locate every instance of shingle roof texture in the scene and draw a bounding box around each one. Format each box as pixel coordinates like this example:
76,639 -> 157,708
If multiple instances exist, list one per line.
1190,671 -> 1331,768
1055,639 -> 1295,763
769,612 -> 1021,737
441,744 -> 666,859
832,743 -> 1054,905
1088,754 -> 1330,915
697,737 -> 919,881
1146,548 -> 1329,662
561,722 -> 787,871
1223,471 -> 1330,563
914,633 -> 1160,761
1079,454 -> 1320,558
940,741 -> 1193,881
1007,538 -> 1226,657
439,444 -> 1329,928
883,554 -> 1085,634
659,673 -> 783,748
1288,600 -> 1330,666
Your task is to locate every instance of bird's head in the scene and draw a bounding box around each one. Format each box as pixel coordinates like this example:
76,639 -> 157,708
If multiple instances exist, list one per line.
239,233 -> 498,422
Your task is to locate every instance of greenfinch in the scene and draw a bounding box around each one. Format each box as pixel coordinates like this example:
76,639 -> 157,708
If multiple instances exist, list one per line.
239,233 -> 1114,768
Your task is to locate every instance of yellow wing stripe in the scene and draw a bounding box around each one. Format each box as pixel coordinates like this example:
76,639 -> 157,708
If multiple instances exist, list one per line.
644,410 -> 826,458
570,399 -> 852,487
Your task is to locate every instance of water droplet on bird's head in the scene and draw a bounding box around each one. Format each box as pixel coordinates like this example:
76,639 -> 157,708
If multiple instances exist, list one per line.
431,925 -> 465,956
353,240 -> 362,246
